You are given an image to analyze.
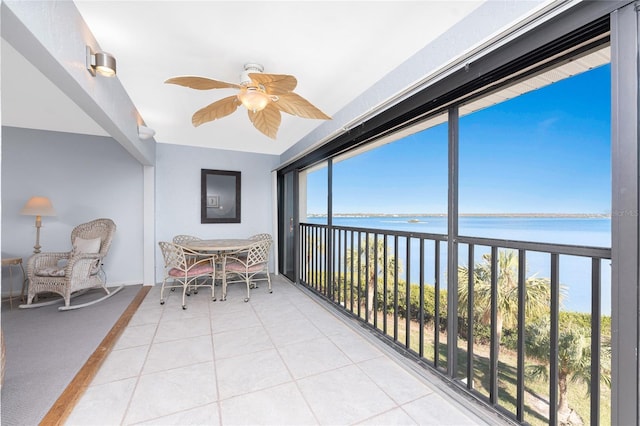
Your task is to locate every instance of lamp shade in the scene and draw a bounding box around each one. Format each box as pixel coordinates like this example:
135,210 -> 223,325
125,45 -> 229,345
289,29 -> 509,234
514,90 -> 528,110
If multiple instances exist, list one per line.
21,196 -> 56,216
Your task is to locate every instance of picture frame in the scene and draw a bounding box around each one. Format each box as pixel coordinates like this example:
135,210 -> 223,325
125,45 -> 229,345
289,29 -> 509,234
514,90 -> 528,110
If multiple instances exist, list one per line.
201,169 -> 241,223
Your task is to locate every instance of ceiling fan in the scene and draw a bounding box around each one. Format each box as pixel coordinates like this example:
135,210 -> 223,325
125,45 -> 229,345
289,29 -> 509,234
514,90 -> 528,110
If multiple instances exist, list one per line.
165,63 -> 331,139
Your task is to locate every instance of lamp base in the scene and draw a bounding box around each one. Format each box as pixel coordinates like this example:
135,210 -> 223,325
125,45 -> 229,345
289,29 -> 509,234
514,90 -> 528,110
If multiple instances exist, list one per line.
33,216 -> 42,254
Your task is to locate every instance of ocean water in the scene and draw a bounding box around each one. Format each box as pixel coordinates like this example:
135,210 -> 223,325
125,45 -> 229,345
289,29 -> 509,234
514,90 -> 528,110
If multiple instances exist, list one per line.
305,215 -> 612,314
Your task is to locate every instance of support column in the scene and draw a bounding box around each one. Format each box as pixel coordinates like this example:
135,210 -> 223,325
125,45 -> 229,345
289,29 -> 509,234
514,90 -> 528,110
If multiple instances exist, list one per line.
610,3 -> 639,425
447,106 -> 459,377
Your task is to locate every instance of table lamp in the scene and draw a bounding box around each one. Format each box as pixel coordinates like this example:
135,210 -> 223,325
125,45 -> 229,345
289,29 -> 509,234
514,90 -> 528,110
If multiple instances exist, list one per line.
21,196 -> 56,254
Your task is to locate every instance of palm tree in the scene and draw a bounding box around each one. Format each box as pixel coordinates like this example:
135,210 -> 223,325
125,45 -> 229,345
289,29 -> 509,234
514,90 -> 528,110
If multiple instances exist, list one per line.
346,235 -> 400,319
525,318 -> 611,423
458,249 -> 555,351
304,229 -> 325,286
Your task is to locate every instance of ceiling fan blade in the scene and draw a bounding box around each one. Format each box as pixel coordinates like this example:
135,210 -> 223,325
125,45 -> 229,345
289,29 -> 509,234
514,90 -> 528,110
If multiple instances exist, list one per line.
249,73 -> 297,94
247,103 -> 281,139
273,92 -> 331,120
192,96 -> 240,127
165,76 -> 240,90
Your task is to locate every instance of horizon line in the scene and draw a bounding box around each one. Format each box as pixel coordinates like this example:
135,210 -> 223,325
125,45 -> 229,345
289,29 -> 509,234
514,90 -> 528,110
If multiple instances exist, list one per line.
306,213 -> 612,218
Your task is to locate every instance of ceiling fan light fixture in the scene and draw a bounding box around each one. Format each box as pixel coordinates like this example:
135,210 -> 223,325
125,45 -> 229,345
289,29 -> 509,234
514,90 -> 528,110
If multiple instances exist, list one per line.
240,63 -> 264,85
166,62 -> 330,139
237,86 -> 269,112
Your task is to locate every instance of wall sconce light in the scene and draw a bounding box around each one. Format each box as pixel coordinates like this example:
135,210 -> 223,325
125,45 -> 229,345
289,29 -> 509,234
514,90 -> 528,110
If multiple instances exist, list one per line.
137,125 -> 156,140
21,196 -> 57,254
86,46 -> 116,77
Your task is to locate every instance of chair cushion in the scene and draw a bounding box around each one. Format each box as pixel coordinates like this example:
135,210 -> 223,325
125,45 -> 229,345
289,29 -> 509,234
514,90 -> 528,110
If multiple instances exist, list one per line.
73,237 -> 101,254
225,261 -> 264,273
168,263 -> 213,277
35,266 -> 66,277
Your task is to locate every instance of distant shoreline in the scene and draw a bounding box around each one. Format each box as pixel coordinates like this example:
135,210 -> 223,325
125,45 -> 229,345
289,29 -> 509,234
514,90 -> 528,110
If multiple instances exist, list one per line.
307,213 -> 611,218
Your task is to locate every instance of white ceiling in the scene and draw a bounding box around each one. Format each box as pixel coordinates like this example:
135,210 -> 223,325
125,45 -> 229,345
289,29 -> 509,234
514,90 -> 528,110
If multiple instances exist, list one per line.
1,1 -> 486,156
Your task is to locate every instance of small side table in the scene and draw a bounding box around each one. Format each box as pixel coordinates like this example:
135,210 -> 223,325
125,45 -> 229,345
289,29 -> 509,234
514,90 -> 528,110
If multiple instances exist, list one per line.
2,257 -> 27,309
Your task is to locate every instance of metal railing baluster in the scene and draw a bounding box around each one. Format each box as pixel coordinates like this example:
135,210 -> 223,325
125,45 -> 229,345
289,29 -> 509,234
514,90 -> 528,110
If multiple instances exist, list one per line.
550,253 -> 560,426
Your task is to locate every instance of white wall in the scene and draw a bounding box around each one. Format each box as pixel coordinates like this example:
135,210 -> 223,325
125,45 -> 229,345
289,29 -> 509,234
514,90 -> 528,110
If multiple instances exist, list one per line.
155,143 -> 279,281
1,130 -> 280,294
1,127 -> 144,296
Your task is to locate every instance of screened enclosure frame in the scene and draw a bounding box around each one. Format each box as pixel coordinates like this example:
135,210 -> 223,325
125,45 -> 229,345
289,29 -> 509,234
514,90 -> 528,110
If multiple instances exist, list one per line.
277,2 -> 639,424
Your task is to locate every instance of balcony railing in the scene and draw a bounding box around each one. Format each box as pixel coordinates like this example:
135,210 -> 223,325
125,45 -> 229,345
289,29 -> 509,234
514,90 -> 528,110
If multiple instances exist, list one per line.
299,222 -> 612,426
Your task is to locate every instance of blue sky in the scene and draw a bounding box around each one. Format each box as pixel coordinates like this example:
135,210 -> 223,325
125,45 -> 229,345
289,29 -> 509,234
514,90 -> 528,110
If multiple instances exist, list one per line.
307,64 -> 611,215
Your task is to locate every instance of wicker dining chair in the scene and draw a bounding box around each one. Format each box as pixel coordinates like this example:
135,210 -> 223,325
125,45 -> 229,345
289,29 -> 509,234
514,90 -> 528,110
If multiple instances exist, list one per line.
221,238 -> 272,302
247,233 -> 273,284
248,233 -> 272,242
173,234 -> 221,289
236,233 -> 272,261
158,241 -> 216,309
172,235 -> 201,245
172,234 -> 203,268
22,218 -> 121,311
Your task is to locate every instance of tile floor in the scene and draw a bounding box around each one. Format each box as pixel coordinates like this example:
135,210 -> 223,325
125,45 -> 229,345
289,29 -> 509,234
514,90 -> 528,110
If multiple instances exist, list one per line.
66,276 -> 505,425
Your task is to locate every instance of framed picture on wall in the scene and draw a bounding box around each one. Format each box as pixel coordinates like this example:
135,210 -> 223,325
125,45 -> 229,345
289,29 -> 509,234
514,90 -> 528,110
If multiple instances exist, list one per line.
201,169 -> 241,223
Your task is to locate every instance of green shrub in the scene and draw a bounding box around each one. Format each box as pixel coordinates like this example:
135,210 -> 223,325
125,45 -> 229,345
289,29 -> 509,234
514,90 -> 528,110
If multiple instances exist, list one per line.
329,272 -> 610,347
374,280 -> 448,326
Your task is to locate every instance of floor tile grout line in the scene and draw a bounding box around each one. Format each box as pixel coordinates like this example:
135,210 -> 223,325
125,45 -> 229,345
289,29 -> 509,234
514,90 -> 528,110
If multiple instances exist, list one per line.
262,291 -> 410,425
40,285 -> 150,426
119,287 -> 167,425
350,405 -> 419,426
125,295 -> 218,424
272,281 -> 433,424
207,281 -> 226,426
69,278 -> 496,425
252,292 -> 323,426
213,287 -> 301,421
289,281 -> 506,425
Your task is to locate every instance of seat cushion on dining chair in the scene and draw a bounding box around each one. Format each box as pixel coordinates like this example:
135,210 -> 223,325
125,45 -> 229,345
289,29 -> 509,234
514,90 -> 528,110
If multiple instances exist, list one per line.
168,264 -> 213,277
225,261 -> 264,273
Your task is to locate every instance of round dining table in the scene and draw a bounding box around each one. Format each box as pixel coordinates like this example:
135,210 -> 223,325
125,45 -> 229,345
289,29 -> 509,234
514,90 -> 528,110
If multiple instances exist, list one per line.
183,238 -> 254,252
182,239 -> 255,301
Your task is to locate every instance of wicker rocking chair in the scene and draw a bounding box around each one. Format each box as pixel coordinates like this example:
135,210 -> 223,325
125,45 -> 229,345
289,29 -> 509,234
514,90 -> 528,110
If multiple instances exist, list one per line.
20,218 -> 122,311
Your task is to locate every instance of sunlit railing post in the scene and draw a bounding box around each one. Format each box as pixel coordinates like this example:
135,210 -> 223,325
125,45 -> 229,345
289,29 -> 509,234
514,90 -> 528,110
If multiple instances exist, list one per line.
517,249 -> 526,422
489,246 -> 499,405
405,237 -> 412,349
419,238 -> 425,358
550,253 -> 560,426
373,233 -> 379,329
467,244 -> 475,390
434,240 -> 441,369
393,235 -> 399,341
591,258 -> 601,426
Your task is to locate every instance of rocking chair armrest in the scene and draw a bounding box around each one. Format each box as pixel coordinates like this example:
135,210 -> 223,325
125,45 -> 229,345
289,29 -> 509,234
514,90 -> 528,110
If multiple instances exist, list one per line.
66,253 -> 103,279
27,251 -> 73,272
68,252 -> 103,262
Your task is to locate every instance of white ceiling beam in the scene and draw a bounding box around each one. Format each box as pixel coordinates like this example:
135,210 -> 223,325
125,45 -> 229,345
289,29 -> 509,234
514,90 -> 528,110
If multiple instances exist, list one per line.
1,0 -> 155,166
